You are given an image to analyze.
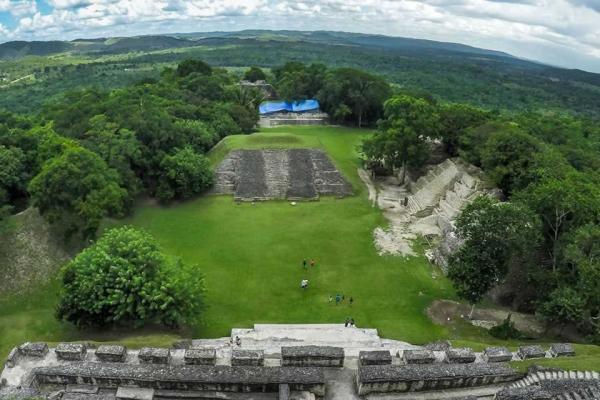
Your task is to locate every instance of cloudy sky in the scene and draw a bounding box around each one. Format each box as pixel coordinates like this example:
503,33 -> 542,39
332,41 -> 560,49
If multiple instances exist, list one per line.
1,0 -> 599,73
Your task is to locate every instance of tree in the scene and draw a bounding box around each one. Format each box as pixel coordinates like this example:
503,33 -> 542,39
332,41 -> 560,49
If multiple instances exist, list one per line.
538,287 -> 585,332
514,171 -> 600,272
176,59 -> 212,78
244,66 -> 266,82
319,68 -> 391,127
480,130 -> 543,195
274,62 -> 326,100
156,147 -> 214,202
361,95 -> 440,183
438,103 -> 491,156
0,145 -> 27,203
448,196 -> 540,317
29,146 -> 128,239
57,226 -> 204,328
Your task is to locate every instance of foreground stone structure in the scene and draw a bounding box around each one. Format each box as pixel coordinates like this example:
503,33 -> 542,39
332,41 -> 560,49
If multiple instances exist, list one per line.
214,149 -> 352,201
356,363 -> 521,395
1,324 -> 596,400
281,346 -> 344,367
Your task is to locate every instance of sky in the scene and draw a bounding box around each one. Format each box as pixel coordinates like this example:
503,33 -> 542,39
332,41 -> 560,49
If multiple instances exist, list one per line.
0,0 -> 599,73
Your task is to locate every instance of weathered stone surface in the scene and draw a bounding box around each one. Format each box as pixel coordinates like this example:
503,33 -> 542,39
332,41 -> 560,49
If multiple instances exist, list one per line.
278,383 -> 290,400
19,342 -> 49,357
281,346 -> 344,367
95,345 -> 127,363
518,345 -> 546,360
495,386 -> 552,399
65,385 -> 98,394
424,340 -> 452,351
115,387 -> 154,400
356,363 -> 521,395
138,347 -> 170,365
483,347 -> 513,363
402,349 -> 435,364
231,350 -> 265,366
549,343 -> 575,357
62,393 -> 116,400
5,347 -> 19,368
56,343 -> 87,361
0,387 -> 41,400
359,351 -> 392,366
445,348 -> 476,364
183,348 -> 216,366
215,149 -> 352,201
31,363 -> 325,396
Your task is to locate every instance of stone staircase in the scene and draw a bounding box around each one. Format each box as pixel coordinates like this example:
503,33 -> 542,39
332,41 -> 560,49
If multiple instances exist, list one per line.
508,370 -> 600,400
213,152 -> 240,194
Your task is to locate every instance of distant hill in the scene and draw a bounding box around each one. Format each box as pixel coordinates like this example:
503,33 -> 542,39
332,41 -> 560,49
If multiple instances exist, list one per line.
0,30 -> 517,60
1,30 -> 599,118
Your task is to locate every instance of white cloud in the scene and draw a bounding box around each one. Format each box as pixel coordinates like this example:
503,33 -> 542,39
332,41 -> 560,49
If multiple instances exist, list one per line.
1,0 -> 599,72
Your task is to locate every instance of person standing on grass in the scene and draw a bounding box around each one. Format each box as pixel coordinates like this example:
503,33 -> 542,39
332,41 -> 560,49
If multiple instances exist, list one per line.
345,318 -> 350,327
349,297 -> 354,306
350,318 -> 355,327
310,259 -> 315,267
303,259 -> 307,269
335,293 -> 341,305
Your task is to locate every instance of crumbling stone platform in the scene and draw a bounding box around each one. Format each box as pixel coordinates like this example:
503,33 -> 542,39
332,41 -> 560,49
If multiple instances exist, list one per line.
214,149 -> 352,201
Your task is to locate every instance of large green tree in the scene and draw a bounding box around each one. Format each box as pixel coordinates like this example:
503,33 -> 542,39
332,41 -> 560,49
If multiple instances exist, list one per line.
57,226 -> 204,328
29,146 -> 128,238
438,103 -> 491,156
156,146 -> 214,202
319,68 -> 391,127
243,66 -> 266,82
448,196 -> 540,317
361,95 -> 440,183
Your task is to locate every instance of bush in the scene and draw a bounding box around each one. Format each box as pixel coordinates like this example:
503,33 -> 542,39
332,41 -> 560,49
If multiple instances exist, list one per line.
489,314 -> 522,340
56,226 -> 204,328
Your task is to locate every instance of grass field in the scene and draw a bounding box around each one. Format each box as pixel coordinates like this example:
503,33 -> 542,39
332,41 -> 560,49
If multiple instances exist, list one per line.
1,125 -> 599,370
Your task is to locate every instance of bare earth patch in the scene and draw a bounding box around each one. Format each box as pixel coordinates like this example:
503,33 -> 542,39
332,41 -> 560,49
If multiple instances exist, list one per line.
427,299 -> 545,337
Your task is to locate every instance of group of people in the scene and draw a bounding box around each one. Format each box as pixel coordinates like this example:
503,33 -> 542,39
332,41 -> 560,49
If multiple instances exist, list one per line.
299,258 -> 317,289
329,293 -> 353,305
344,317 -> 356,327
229,336 -> 242,347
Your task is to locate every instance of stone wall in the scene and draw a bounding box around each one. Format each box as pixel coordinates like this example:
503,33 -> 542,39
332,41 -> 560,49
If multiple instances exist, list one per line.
356,363 -> 521,395
281,346 -> 344,367
31,363 -> 326,397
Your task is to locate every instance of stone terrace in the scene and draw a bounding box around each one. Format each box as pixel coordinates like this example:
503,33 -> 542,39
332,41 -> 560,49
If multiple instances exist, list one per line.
213,149 -> 352,201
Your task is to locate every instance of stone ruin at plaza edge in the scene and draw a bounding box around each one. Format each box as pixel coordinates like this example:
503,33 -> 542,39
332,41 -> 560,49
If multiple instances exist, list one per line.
213,149 -> 353,201
2,324 -> 599,400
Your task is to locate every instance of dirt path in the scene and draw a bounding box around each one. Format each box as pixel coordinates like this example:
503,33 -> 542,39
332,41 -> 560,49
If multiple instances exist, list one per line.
357,168 -> 377,206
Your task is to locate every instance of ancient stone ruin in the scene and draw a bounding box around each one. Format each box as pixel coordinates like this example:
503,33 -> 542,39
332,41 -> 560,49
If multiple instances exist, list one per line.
2,325 -> 595,400
360,157 -> 498,265
214,149 -> 353,201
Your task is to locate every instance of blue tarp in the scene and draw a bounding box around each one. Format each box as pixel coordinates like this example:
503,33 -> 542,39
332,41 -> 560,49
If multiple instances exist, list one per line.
259,99 -> 320,115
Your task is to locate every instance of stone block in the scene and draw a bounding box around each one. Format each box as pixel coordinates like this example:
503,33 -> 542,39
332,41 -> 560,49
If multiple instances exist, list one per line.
66,385 -> 98,394
356,363 -> 521,395
56,343 -> 87,361
278,384 -> 290,400
402,349 -> 435,364
445,348 -> 476,364
115,387 -> 154,400
95,345 -> 127,363
31,363 -> 326,396
138,347 -> 170,365
359,351 -> 392,366
5,347 -> 19,368
184,348 -> 216,366
549,343 -> 575,357
518,345 -> 546,360
231,349 -> 264,366
483,347 -> 513,363
281,346 -> 344,367
19,342 -> 49,357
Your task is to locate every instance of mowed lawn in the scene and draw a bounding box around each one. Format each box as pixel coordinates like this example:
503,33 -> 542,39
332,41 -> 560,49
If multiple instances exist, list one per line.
122,126 -> 455,342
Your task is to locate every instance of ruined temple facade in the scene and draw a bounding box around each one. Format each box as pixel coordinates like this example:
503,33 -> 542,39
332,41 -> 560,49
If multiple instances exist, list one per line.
1,324 -> 597,400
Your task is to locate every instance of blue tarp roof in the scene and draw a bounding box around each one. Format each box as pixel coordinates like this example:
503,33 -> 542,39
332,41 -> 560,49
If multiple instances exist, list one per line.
259,99 -> 320,115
